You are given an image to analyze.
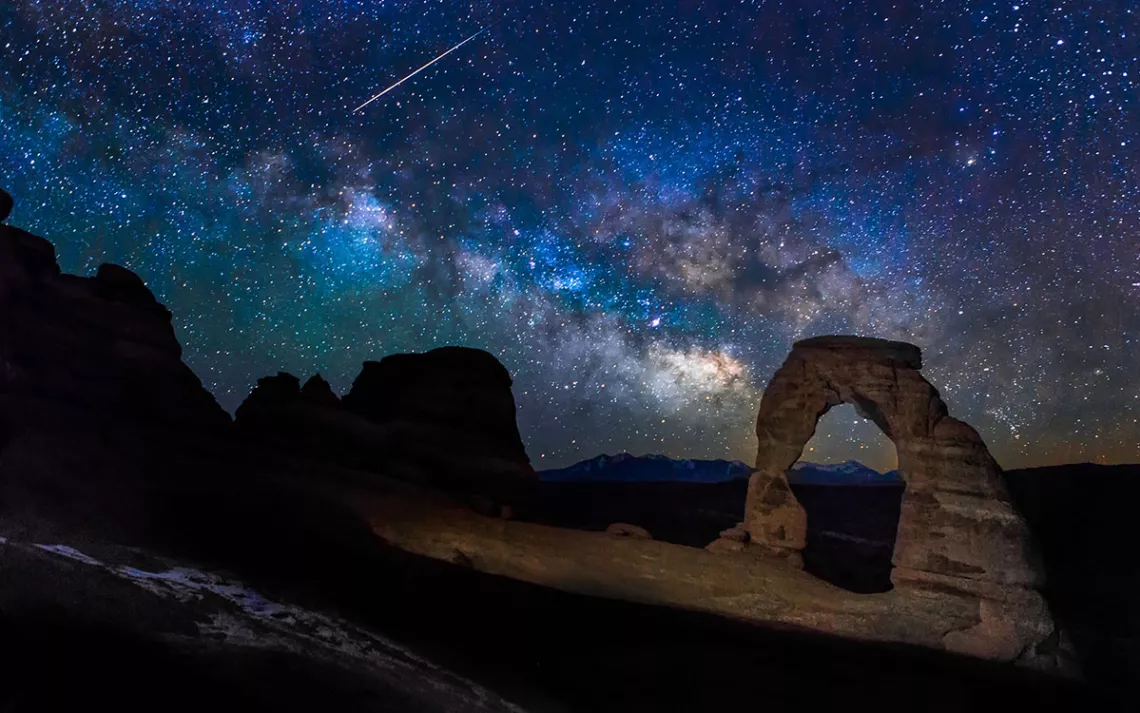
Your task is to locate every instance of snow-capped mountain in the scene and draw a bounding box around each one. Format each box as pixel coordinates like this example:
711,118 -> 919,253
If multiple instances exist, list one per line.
788,460 -> 903,486
538,453 -> 754,483
539,454 -> 903,486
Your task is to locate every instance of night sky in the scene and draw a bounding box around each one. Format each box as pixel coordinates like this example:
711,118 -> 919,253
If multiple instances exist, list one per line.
2,1 -> 1137,471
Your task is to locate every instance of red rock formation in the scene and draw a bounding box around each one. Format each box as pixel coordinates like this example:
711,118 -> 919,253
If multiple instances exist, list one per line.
339,347 -> 535,497
746,336 -> 1052,658
300,373 -> 340,407
234,369 -> 391,476
235,348 -> 536,507
0,199 -> 1069,673
342,347 -> 531,470
0,222 -> 229,433
0,207 -> 233,544
746,336 -> 1042,588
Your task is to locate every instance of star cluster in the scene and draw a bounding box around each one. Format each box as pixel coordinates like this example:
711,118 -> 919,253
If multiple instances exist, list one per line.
1,1 -> 1137,468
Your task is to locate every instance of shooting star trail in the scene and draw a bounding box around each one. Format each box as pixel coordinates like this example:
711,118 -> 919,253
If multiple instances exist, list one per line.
353,27 -> 488,113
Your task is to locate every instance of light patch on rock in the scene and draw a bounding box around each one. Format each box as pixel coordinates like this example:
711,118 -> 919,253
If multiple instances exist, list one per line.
32,543 -> 105,566
20,541 -> 529,713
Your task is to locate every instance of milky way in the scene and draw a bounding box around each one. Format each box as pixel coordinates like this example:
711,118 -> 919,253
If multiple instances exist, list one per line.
1,1 -> 1137,469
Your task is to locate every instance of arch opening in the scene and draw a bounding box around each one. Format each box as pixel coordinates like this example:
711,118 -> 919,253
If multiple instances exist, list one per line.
787,404 -> 904,593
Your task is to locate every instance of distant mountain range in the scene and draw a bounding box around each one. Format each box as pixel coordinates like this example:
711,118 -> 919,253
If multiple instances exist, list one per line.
538,453 -> 754,483
789,460 -> 903,486
538,454 -> 903,486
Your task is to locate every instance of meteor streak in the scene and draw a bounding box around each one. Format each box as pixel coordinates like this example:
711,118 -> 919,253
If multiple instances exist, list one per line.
353,27 -> 488,113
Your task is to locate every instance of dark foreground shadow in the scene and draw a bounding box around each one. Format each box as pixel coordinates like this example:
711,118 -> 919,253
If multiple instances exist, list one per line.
0,610 -> 426,712
0,542 -> 1114,713
116,466 -> 1117,713
1005,464 -> 1140,700
0,435 -> 1132,711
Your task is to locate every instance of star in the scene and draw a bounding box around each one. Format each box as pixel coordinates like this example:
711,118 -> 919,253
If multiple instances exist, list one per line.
0,1 -> 1135,468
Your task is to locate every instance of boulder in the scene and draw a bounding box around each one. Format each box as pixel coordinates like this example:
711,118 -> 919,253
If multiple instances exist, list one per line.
706,525 -> 751,555
705,537 -> 745,554
606,523 -> 652,539
719,525 -> 750,543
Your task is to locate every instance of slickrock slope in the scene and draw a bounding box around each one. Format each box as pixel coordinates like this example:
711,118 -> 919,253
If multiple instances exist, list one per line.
363,483 -> 1063,668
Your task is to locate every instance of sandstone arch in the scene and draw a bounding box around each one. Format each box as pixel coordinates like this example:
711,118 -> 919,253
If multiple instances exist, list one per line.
745,336 -> 1044,590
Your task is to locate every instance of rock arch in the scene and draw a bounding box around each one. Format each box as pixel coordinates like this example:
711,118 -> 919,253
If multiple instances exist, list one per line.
745,336 -> 1043,590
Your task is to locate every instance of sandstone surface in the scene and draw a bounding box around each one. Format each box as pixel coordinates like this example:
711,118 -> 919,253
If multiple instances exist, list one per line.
747,336 -> 1043,586
745,335 -> 1054,660
362,488 -> 1059,664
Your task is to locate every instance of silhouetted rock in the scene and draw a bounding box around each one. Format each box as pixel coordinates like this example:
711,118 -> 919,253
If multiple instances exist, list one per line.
93,263 -> 172,318
0,222 -> 59,291
238,372 -> 303,410
0,189 -> 12,223
0,228 -> 227,432
234,348 -> 535,507
337,347 -> 536,501
0,214 -> 234,551
234,370 -> 365,466
1004,463 -> 1140,689
343,346 -> 530,467
301,373 -> 340,407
